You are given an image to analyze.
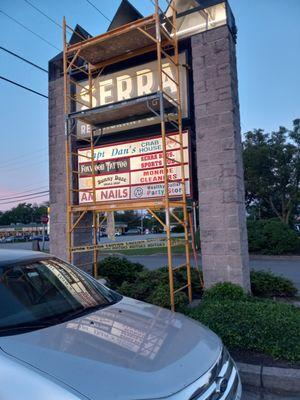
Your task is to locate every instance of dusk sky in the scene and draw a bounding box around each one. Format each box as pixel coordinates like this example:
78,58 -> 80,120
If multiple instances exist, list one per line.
0,0 -> 299,211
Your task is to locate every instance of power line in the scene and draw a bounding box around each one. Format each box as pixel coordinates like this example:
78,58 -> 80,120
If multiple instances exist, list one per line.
0,160 -> 48,175
0,46 -> 48,73
0,187 -> 49,201
7,180 -> 48,191
24,0 -> 61,29
0,76 -> 48,99
24,0 -> 88,42
0,156 -> 48,170
0,146 -> 48,168
85,0 -> 111,22
0,190 -> 49,202
0,193 -> 49,206
0,9 -> 60,51
0,151 -> 48,169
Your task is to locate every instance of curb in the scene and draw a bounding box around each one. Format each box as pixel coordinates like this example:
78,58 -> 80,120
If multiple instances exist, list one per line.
237,362 -> 300,395
250,254 -> 300,261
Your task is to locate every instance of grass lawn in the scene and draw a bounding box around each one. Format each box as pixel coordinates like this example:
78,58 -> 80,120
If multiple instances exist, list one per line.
101,244 -> 191,256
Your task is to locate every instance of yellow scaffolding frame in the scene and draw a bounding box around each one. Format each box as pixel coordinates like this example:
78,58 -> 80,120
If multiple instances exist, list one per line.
63,0 -> 192,311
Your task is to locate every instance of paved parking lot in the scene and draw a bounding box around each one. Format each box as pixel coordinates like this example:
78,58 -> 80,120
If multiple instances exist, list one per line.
1,240 -> 299,292
99,253 -> 300,292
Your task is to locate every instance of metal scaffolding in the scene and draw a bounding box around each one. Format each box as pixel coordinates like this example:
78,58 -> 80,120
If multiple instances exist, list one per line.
63,0 -> 192,311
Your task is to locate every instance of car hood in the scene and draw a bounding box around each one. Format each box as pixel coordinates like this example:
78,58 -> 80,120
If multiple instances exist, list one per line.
0,297 -> 221,400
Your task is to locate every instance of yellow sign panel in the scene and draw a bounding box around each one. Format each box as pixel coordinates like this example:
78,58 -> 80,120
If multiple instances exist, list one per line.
71,238 -> 185,253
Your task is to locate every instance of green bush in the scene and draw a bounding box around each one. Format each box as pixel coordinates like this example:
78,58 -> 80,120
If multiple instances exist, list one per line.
117,266 -> 203,309
120,275 -> 188,312
147,285 -> 188,312
188,297 -> 300,362
171,224 -> 184,233
247,219 -> 300,255
99,257 -> 300,362
203,282 -> 247,301
250,270 -> 297,297
118,269 -> 169,300
173,267 -> 203,298
98,256 -> 144,288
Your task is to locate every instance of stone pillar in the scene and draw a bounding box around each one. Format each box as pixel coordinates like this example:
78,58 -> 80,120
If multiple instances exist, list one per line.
48,60 -> 93,272
191,26 -> 250,291
49,71 -> 67,261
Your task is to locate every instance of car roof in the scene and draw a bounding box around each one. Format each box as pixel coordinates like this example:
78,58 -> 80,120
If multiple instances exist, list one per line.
0,249 -> 51,267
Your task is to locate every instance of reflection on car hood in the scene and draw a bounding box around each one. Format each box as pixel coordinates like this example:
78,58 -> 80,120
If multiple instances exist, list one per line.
0,297 -> 221,400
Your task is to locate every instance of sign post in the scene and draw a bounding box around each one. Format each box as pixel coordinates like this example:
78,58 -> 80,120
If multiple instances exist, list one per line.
41,216 -> 49,251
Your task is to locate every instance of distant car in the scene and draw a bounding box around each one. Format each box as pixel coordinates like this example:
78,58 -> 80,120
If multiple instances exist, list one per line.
13,237 -> 25,242
125,228 -> 141,235
31,236 -> 43,242
151,227 -> 164,234
3,237 -> 14,243
115,231 -> 122,236
31,235 -> 49,242
0,249 -> 242,400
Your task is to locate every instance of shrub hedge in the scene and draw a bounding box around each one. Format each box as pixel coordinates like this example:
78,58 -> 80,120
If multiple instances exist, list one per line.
118,267 -> 202,311
202,282 -> 246,301
98,256 -> 144,287
188,288 -> 300,362
250,270 -> 297,298
98,257 -> 300,362
247,219 -> 300,255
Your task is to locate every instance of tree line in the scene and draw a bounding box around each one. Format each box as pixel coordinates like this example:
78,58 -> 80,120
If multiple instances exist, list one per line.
1,119 -> 299,228
244,119 -> 299,225
0,203 -> 48,226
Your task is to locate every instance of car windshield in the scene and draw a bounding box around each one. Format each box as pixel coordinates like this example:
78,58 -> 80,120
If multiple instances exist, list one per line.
0,257 -> 120,336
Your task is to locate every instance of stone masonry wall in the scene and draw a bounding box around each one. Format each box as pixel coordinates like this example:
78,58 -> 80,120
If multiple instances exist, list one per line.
191,25 -> 251,290
49,75 -> 67,261
49,74 -> 92,272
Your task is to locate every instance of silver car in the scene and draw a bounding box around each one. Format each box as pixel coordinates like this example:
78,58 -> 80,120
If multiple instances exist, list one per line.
0,249 -> 242,400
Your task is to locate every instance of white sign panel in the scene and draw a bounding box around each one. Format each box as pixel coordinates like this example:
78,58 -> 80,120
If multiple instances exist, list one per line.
78,131 -> 190,204
76,53 -> 188,137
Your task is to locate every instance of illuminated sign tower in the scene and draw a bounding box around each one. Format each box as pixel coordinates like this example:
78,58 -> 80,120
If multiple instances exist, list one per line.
49,0 -> 251,309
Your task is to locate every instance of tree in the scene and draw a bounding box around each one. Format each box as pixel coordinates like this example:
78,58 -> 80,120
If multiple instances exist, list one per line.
243,120 -> 300,225
0,202 -> 48,226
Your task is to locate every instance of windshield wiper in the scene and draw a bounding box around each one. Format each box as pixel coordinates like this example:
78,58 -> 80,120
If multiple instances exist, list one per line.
0,303 -> 116,336
0,319 -> 61,336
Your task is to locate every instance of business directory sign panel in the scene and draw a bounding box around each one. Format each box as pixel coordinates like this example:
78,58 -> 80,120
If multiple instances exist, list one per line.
78,131 -> 190,204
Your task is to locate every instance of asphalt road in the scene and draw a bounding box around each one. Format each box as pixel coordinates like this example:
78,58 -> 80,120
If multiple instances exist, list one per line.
0,240 -> 299,291
0,241 -> 50,251
99,254 -> 300,292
